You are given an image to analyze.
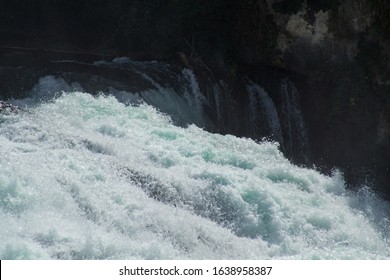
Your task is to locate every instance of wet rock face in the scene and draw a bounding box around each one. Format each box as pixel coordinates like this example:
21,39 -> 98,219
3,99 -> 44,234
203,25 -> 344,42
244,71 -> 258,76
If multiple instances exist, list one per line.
209,0 -> 390,199
284,1 -> 390,197
243,0 -> 388,199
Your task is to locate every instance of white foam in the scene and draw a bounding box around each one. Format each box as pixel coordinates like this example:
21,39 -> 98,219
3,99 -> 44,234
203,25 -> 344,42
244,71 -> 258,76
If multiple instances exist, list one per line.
0,92 -> 388,259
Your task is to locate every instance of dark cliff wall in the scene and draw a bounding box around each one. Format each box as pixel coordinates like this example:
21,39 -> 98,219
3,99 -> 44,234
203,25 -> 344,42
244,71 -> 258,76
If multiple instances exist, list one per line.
0,0 -> 237,59
265,0 -> 390,197
0,0 -> 389,198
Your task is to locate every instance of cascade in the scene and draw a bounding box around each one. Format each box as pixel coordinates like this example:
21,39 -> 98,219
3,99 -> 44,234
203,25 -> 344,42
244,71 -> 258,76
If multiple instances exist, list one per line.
244,78 -> 284,145
2,57 -> 312,164
279,78 -> 309,163
0,58 -> 389,260
0,87 -> 389,259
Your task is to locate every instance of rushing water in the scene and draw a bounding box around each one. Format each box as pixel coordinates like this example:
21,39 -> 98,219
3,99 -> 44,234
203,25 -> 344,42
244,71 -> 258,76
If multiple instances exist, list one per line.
245,78 -> 283,144
279,78 -> 310,163
0,69 -> 389,260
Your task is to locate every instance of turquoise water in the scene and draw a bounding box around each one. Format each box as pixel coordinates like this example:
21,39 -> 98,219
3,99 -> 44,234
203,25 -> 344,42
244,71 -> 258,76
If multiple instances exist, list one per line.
0,91 -> 389,259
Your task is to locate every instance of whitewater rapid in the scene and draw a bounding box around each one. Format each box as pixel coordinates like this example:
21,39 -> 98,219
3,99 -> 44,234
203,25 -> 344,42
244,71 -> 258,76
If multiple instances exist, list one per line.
0,85 -> 389,259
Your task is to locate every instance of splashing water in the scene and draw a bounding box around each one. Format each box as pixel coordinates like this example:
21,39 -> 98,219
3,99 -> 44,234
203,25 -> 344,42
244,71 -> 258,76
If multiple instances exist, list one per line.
0,87 -> 389,260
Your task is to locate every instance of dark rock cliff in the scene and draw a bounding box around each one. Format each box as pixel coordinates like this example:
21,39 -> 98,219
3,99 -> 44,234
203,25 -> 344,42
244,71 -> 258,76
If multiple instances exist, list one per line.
264,0 -> 390,198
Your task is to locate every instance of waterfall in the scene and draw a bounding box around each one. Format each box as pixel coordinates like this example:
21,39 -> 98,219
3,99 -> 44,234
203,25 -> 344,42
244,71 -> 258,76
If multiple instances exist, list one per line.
181,68 -> 208,128
1,89 -> 388,260
244,78 -> 284,145
96,58 -> 210,128
1,57 -> 389,260
4,57 -> 310,164
280,78 -> 309,163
